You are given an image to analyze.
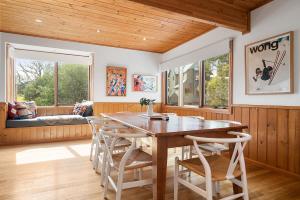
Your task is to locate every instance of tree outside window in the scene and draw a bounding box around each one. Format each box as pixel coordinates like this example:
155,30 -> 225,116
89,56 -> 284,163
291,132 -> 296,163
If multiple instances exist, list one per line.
204,54 -> 229,108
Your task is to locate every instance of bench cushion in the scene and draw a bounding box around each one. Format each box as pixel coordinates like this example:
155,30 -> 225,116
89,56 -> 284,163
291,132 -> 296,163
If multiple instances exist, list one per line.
6,115 -> 88,128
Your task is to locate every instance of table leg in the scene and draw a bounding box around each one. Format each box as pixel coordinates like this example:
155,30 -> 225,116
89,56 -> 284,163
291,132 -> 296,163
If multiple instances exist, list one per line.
152,136 -> 168,200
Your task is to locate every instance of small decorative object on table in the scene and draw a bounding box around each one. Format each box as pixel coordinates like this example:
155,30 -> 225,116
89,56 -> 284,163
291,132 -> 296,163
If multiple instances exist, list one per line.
139,98 -> 155,116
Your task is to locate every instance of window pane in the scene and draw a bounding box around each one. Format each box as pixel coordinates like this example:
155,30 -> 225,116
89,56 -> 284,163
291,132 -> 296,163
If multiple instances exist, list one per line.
58,63 -> 89,105
204,54 -> 229,108
166,68 -> 179,106
182,63 -> 200,106
15,59 -> 55,106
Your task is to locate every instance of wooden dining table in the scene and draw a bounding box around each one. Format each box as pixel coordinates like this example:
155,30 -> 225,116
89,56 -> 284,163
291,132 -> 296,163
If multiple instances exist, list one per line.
102,112 -> 248,200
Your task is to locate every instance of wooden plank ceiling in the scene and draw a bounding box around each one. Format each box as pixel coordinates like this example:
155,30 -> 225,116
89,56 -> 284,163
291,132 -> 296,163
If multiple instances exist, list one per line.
0,0 -> 271,53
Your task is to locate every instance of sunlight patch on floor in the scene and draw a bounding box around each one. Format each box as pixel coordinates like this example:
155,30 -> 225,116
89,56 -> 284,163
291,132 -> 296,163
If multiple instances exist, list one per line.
16,146 -> 75,164
68,143 -> 91,156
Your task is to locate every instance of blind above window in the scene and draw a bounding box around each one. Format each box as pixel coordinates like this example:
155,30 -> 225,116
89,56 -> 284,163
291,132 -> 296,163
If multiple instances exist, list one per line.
8,46 -> 93,65
160,39 -> 230,72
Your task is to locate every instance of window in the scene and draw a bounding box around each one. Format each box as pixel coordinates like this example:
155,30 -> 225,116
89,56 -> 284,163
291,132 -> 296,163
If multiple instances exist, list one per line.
15,59 -> 90,106
182,63 -> 200,106
167,67 -> 180,106
165,53 -> 231,109
204,54 -> 229,108
16,59 -> 55,106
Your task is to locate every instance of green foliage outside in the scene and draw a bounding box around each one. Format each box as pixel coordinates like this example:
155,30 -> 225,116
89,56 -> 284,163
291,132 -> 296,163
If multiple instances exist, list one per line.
204,54 -> 229,108
58,63 -> 88,105
16,59 -> 88,106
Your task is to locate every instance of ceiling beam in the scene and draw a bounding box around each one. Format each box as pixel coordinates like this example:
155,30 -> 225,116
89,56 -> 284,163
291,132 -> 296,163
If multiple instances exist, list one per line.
126,0 -> 250,33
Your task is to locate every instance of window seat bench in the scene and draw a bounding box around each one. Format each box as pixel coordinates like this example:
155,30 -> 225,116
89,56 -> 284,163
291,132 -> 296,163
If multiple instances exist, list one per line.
0,103 -> 92,145
6,115 -> 88,128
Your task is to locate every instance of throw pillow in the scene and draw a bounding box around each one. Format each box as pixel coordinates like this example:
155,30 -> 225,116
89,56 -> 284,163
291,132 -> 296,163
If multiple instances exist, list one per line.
73,102 -> 82,115
81,100 -> 93,117
25,101 -> 37,118
72,101 -> 93,116
15,101 -> 33,119
7,102 -> 17,120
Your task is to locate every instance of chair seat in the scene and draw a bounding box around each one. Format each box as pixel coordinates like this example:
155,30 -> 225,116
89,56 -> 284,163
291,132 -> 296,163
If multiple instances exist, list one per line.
177,155 -> 241,181
112,149 -> 152,171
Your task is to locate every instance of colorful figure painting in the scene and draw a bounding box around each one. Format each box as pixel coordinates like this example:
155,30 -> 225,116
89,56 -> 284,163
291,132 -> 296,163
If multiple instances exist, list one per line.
245,32 -> 294,94
133,74 -> 157,92
106,66 -> 127,96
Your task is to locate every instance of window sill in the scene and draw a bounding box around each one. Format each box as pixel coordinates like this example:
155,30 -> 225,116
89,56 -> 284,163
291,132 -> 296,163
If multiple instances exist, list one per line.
163,105 -> 232,115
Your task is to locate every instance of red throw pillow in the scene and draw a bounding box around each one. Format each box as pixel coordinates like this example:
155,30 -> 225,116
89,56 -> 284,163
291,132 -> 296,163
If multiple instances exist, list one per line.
7,102 -> 17,120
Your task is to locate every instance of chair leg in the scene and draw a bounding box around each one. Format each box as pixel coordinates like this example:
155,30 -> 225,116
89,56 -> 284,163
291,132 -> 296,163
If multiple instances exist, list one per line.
116,169 -> 125,200
241,174 -> 249,200
205,180 -> 213,200
138,168 -> 143,181
133,169 -> 138,180
212,182 -> 220,197
240,154 -> 249,200
96,153 -> 102,174
181,147 -> 186,171
174,157 -> 179,200
181,146 -> 185,160
100,151 -> 107,186
215,181 -> 220,194
90,140 -> 94,161
104,164 -> 111,199
188,146 -> 192,177
93,142 -> 100,170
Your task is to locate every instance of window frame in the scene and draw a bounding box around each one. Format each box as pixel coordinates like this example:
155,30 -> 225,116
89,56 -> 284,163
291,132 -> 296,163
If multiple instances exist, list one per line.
164,40 -> 233,114
11,52 -> 93,107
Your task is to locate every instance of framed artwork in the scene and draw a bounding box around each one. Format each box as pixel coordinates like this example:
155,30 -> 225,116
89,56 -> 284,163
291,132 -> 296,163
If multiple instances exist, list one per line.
245,32 -> 294,94
133,74 -> 157,92
106,66 -> 127,96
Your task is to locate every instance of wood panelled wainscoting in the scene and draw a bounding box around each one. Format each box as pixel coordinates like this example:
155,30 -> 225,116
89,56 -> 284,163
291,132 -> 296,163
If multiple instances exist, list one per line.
1,102 -> 299,177
0,102 -> 162,145
162,104 -> 300,177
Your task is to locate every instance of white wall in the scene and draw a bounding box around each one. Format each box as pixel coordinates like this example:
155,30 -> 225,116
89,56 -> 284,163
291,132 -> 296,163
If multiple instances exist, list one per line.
0,32 -> 161,103
161,0 -> 300,106
0,33 -> 3,102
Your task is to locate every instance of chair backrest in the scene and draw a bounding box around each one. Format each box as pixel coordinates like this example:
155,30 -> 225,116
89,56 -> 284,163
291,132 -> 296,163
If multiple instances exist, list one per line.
99,128 -> 148,168
86,116 -> 100,136
87,116 -> 128,136
185,131 -> 251,180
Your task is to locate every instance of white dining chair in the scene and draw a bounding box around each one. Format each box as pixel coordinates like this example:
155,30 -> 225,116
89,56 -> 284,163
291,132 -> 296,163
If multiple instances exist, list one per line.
100,128 -> 153,200
86,116 -> 131,173
174,131 -> 251,200
97,126 -> 135,185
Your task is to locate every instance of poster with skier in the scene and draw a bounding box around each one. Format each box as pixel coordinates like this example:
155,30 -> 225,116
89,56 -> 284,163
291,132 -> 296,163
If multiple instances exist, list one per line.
245,32 -> 294,94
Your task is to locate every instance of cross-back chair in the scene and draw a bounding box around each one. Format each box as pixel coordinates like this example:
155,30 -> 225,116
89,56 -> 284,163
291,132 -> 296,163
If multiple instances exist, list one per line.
100,128 -> 153,200
174,131 -> 251,200
86,116 -> 131,173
